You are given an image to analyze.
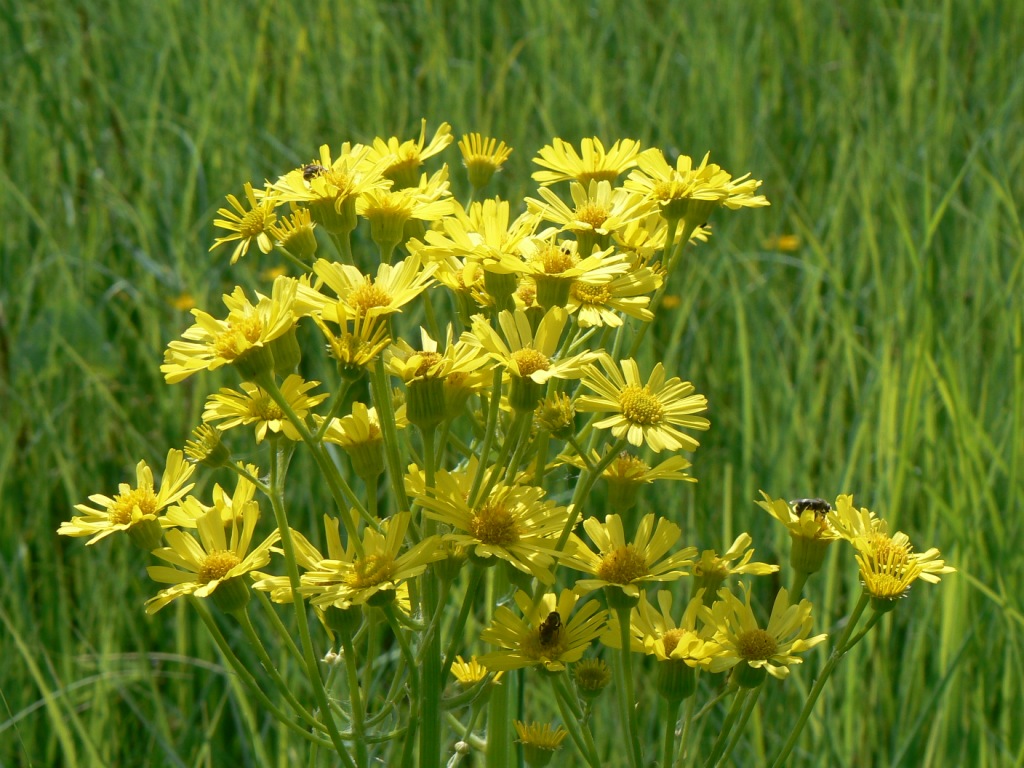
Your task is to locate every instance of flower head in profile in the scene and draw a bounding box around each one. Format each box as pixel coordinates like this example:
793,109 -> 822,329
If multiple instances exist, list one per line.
602,589 -> 720,667
59,449 -> 195,546
576,355 -> 710,453
566,513 -> 697,598
532,137 -> 650,186
514,721 -> 569,763
366,119 -> 453,188
145,486 -> 279,614
479,589 -> 607,672
450,655 -> 502,687
692,533 -> 779,597
702,586 -> 827,682
210,182 -> 278,264
161,277 -> 298,384
203,374 -> 327,443
459,133 -> 513,190
757,493 -> 841,575
300,512 -> 443,609
415,469 -> 571,583
312,310 -> 391,378
311,255 -> 436,324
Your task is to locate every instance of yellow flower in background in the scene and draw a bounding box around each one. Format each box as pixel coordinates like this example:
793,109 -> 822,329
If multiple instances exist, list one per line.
458,133 -> 513,190
702,586 -> 827,681
161,277 -> 298,384
300,512 -> 443,609
202,374 -> 327,442
532,137 -> 650,186
479,589 -> 607,672
567,513 -> 696,598
312,254 -> 437,324
602,589 -> 720,667
366,119 -> 453,188
526,179 -> 654,241
210,181 -> 278,265
320,401 -> 408,449
757,493 -> 842,575
145,487 -> 278,614
576,355 -> 709,452
415,471 -> 572,583
625,150 -> 769,223
357,166 -> 457,249
59,449 -> 195,546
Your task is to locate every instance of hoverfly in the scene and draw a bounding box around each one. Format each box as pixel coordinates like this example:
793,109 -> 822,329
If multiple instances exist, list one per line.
790,498 -> 832,517
302,163 -> 327,181
538,611 -> 562,646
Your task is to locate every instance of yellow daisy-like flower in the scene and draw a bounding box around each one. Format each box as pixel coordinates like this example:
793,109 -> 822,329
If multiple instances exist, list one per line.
384,326 -> 491,385
466,307 -> 592,384
514,721 -> 569,761
312,310 -> 392,378
59,449 -> 196,546
366,119 -> 453,189
311,254 -> 437,324
692,533 -> 779,597
702,586 -> 827,681
271,142 -> 391,234
567,513 -> 697,598
320,401 -> 408,449
202,374 -> 327,443
458,133 -> 513,190
757,492 -> 841,574
449,655 -> 502,687
267,206 -> 318,262
515,236 -> 630,282
526,180 -> 654,242
826,493 -> 887,543
532,137 -> 649,186
479,589 -> 607,672
853,530 -> 955,605
567,265 -> 662,328
300,512 -> 443,608
161,277 -> 298,384
575,355 -> 710,453
145,488 -> 279,614
183,423 -> 230,468
625,150 -> 769,223
418,198 -> 538,277
602,589 -> 720,667
415,470 -> 572,583
162,468 -> 260,530
252,515 -> 346,604
210,182 -> 278,265
357,166 -> 456,250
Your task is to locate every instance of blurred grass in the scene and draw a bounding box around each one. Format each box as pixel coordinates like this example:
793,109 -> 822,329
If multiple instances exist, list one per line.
1,0 -> 1022,765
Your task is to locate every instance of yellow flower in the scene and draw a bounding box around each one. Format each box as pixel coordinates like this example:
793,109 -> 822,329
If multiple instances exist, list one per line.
356,167 -> 457,250
252,515 -> 347,604
602,589 -> 720,667
162,468 -> 260,530
449,655 -> 502,687
415,467 -> 572,583
826,494 -> 886,543
692,533 -> 779,596
202,374 -> 327,443
311,254 -> 436,324
532,137 -> 649,186
479,589 -> 607,672
300,512 -> 443,608
271,142 -> 391,234
702,586 -> 827,681
268,206 -> 318,262
625,150 -> 769,223
566,513 -> 697,598
366,119 -> 453,188
161,277 -> 298,384
312,310 -> 391,378
757,492 -> 841,575
145,487 -> 279,614
853,530 -> 955,605
59,449 -> 195,546
514,721 -> 568,764
567,265 -> 662,328
417,198 -> 538,277
384,326 -> 491,385
526,180 -> 653,241
575,355 -> 710,453
210,182 -> 278,265
458,133 -> 513,190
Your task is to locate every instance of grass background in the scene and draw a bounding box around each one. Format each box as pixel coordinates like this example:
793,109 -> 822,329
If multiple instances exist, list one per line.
2,0 -> 1022,765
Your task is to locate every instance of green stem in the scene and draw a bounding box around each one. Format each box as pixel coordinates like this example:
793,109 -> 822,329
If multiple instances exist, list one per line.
627,218 -> 696,358
767,591 -> 872,768
614,605 -> 644,768
369,361 -> 411,514
485,567 -> 513,768
253,589 -> 304,666
381,604 -> 421,763
719,681 -> 764,767
789,569 -> 810,598
469,367 -> 505,505
441,566 -> 486,682
662,698 -> 682,768
675,681 -> 700,768
550,673 -> 602,768
339,633 -> 370,768
265,438 -> 353,759
703,686 -> 748,768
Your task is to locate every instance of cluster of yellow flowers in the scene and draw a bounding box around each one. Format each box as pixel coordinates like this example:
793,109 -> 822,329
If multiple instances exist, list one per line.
59,121 -> 954,767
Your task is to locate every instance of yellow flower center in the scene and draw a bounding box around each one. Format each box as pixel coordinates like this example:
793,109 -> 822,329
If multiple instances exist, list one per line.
736,628 -> 777,662
348,279 -> 393,315
865,571 -> 909,600
469,501 -> 521,546
574,202 -> 610,230
662,628 -> 687,656
251,393 -> 285,422
537,245 -> 577,275
652,180 -> 688,202
346,554 -> 395,590
198,550 -> 242,583
511,348 -> 551,378
213,316 -> 265,360
619,385 -> 664,425
870,534 -> 910,568
596,544 -> 648,584
693,558 -> 728,580
607,452 -> 649,481
240,208 -> 272,238
414,351 -> 444,378
516,284 -> 537,307
571,282 -> 611,305
110,486 -> 158,525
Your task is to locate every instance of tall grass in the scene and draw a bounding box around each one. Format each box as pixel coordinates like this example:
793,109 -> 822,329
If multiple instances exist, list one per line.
1,0 -> 1021,764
